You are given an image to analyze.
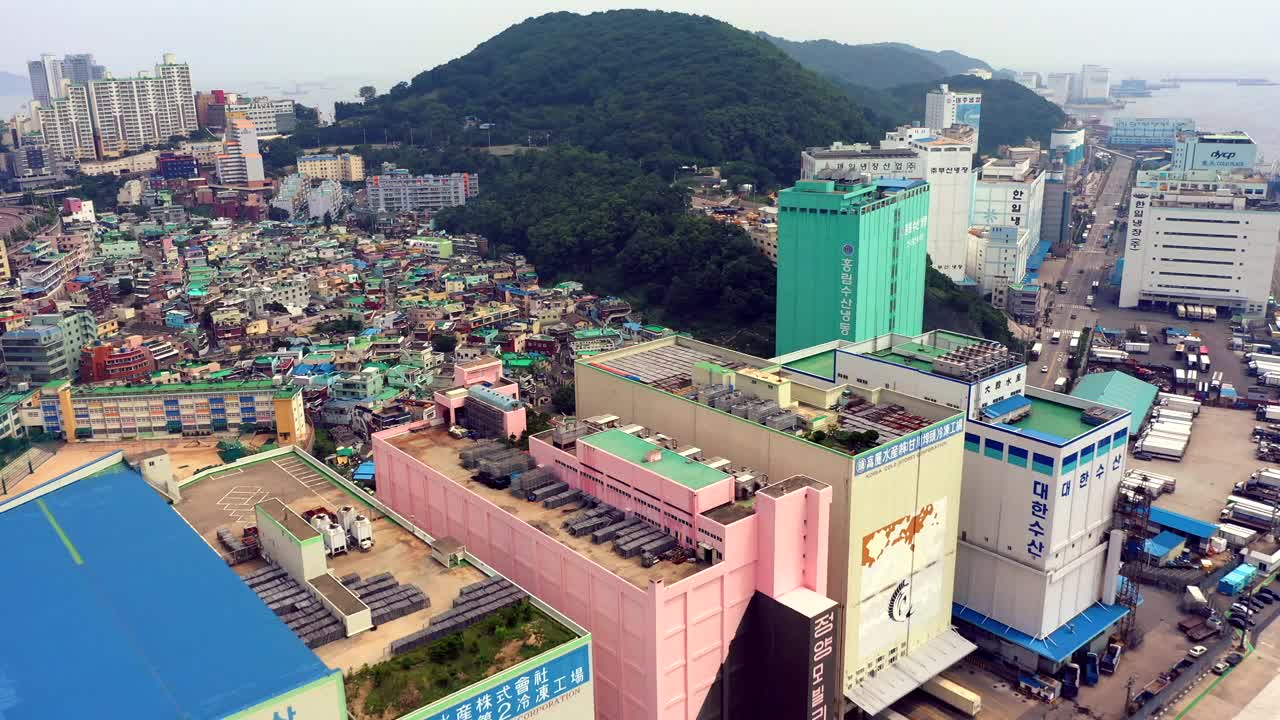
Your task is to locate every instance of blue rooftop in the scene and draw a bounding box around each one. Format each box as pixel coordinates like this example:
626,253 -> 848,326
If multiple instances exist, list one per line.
0,460 -> 335,720
983,394 -> 1032,420
874,177 -> 927,191
1150,505 -> 1219,539
353,461 -> 375,482
954,600 -> 1131,663
1145,530 -> 1187,559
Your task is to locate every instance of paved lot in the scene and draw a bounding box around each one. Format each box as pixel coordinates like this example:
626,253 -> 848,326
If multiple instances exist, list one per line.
1133,405 -> 1262,525
176,452 -> 486,673
3,439 -> 225,497
1087,303 -> 1251,395
1164,584 -> 1280,719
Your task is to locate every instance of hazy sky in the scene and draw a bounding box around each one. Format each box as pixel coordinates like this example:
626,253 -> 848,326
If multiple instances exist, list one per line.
5,1 -> 1280,92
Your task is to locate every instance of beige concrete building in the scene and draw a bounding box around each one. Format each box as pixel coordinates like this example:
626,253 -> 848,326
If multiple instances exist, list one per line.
575,335 -> 973,716
296,153 -> 365,182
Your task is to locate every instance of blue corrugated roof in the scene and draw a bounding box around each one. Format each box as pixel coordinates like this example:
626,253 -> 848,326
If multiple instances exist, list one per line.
953,600 -> 1131,663
1150,505 -> 1219,539
1145,530 -> 1187,559
983,394 -> 1032,419
0,462 -> 333,719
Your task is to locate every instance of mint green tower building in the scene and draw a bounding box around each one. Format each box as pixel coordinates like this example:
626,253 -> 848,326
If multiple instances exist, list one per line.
775,176 -> 931,355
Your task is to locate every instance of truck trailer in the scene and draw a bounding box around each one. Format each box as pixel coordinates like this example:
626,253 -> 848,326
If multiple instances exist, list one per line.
921,677 -> 982,717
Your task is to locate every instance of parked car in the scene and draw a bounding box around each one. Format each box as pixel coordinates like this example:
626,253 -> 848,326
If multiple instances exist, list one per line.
1226,652 -> 1245,666
1188,645 -> 1208,658
1232,603 -> 1255,615
1257,593 -> 1275,605
1230,617 -> 1247,631
1212,662 -> 1230,675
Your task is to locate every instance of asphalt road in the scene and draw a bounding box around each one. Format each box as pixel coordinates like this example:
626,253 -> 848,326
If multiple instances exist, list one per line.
1029,151 -> 1136,389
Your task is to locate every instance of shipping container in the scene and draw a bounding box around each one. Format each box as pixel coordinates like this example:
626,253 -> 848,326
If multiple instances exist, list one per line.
1137,436 -> 1186,459
921,677 -> 982,717
1153,408 -> 1194,423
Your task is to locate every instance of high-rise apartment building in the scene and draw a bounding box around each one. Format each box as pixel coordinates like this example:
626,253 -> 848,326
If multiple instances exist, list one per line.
365,170 -> 479,213
296,153 -> 365,182
775,176 -> 930,355
88,54 -> 197,158
27,54 -> 64,105
224,98 -> 295,136
0,310 -> 96,382
37,85 -> 95,162
215,118 -> 265,185
1119,181 -> 1280,317
61,53 -> 106,86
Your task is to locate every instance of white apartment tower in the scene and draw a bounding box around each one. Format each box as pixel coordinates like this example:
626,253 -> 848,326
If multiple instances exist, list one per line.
27,54 -> 65,106
216,118 -> 265,185
88,54 -> 197,158
38,85 -> 96,162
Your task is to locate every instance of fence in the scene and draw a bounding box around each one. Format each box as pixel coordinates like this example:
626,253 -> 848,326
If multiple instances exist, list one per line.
0,446 -> 53,495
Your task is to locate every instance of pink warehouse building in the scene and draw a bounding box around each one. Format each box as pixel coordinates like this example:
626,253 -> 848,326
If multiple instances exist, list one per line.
374,418 -> 839,720
432,355 -> 527,440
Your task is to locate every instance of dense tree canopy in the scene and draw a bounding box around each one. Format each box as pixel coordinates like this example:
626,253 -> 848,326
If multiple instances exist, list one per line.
307,10 -> 876,184
435,148 -> 777,354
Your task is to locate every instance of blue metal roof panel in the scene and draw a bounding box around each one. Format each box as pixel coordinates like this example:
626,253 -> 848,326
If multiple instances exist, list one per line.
953,601 -> 1131,663
0,464 -> 331,719
983,394 -> 1032,419
1149,505 -> 1219,539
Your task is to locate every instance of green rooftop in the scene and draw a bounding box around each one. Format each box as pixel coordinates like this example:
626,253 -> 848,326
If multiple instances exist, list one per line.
868,349 -> 936,373
580,429 -> 729,490
74,379 -> 298,398
1005,395 -> 1095,442
783,349 -> 836,380
1071,372 -> 1155,436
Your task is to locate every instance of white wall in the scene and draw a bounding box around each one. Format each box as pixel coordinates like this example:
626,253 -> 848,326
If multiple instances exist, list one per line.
1120,189 -> 1280,314
954,539 -> 1108,638
255,502 -> 328,581
914,142 -> 976,280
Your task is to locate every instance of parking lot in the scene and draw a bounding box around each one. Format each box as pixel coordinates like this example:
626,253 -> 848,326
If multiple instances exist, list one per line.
1087,302 -> 1253,396
1134,405 -> 1263,525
